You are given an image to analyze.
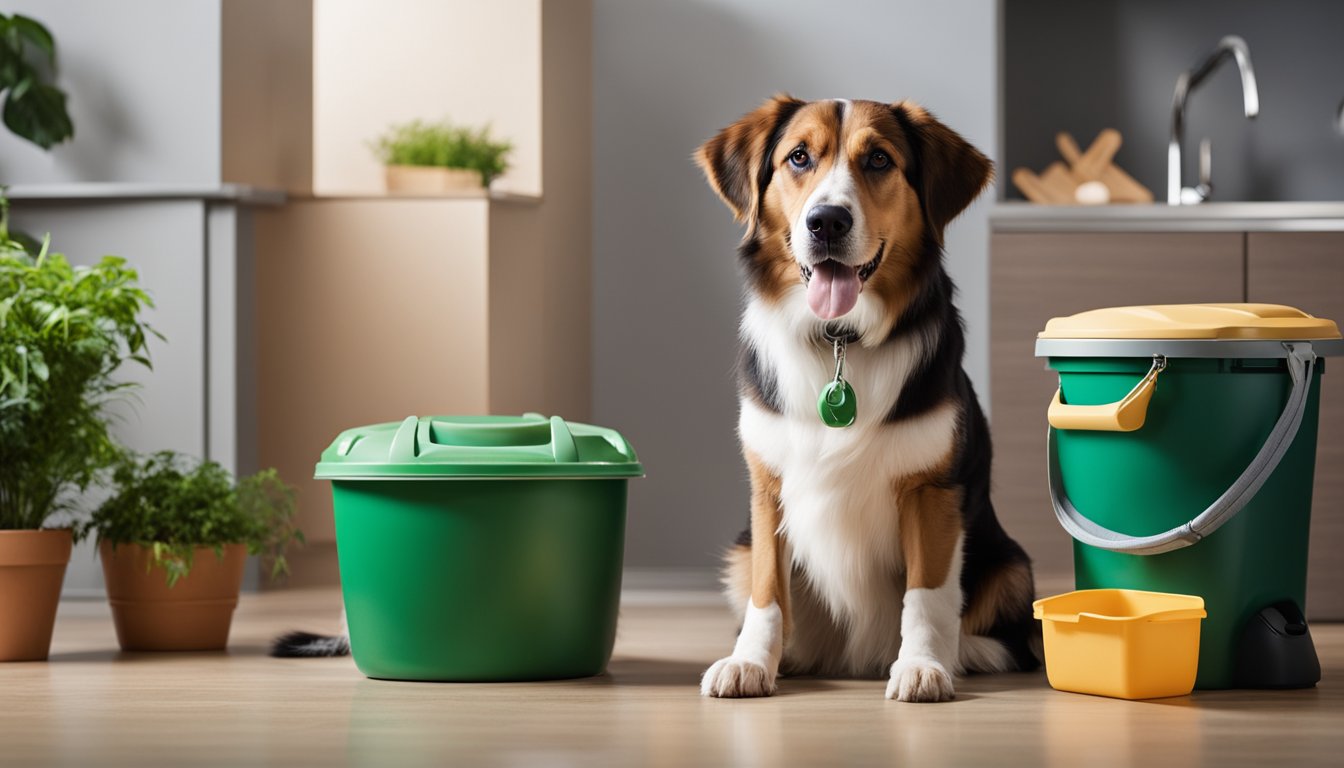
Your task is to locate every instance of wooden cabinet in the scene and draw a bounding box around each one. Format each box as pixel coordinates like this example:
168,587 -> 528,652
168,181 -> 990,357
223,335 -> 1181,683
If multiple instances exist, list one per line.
989,233 -> 1246,596
991,229 -> 1344,619
1247,233 -> 1344,619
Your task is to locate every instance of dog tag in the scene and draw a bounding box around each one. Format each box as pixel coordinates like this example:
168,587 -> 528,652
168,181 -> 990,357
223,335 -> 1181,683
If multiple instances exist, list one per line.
818,336 -> 857,428
818,379 -> 857,428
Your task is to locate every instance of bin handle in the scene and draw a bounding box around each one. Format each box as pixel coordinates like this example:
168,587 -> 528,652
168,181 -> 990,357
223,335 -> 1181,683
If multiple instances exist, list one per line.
1048,355 -> 1167,432
388,415 -> 421,461
550,416 -> 580,463
1048,342 -> 1317,556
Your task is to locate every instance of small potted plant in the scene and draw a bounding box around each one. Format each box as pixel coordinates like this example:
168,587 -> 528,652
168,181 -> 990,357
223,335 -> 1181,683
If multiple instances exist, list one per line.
371,118 -> 512,195
0,196 -> 156,662
86,452 -> 303,652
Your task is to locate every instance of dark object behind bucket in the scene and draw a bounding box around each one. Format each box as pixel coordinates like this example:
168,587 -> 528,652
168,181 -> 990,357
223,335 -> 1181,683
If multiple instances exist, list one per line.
1234,601 -> 1321,688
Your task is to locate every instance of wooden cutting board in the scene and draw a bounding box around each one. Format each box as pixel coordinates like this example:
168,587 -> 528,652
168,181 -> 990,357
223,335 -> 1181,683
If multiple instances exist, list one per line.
1013,129 -> 1153,204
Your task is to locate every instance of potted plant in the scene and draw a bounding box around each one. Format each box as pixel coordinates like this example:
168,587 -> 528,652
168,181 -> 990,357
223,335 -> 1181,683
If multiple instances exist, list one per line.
85,451 -> 302,652
371,118 -> 512,195
0,196 -> 155,661
0,13 -> 75,149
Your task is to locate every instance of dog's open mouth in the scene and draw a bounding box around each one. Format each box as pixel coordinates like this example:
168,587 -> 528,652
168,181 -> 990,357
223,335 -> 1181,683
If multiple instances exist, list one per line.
799,242 -> 884,320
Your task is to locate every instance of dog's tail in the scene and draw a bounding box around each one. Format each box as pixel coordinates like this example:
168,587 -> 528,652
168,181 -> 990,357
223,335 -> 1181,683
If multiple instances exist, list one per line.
270,630 -> 350,657
271,609 -> 350,658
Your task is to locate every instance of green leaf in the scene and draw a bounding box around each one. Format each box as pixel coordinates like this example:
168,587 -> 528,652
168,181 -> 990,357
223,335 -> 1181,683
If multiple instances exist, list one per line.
8,228 -> 41,255
2,81 -> 73,149
27,350 -> 47,382
39,303 -> 68,333
10,16 -> 55,67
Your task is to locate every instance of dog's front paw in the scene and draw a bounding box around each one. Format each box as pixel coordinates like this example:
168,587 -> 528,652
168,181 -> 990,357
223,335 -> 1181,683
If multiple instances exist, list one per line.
885,658 -> 955,702
701,656 -> 777,698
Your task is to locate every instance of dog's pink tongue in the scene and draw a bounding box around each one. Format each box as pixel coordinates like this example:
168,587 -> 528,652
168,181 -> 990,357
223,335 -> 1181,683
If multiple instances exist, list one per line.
806,261 -> 860,319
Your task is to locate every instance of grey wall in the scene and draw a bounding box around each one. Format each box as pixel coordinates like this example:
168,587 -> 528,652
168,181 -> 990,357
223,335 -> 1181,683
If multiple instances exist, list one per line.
0,0 -> 222,184
1004,0 -> 1344,202
592,0 -> 999,571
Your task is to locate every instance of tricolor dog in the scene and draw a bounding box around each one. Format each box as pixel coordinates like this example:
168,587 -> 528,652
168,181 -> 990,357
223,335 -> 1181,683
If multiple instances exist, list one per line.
696,96 -> 1039,701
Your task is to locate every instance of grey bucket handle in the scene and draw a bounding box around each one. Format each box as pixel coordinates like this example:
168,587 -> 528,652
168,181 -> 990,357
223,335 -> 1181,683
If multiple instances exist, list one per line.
1048,342 -> 1318,556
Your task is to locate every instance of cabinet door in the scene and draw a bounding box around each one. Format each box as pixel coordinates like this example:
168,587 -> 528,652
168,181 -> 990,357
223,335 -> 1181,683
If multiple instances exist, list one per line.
1248,232 -> 1344,620
990,232 -> 1245,596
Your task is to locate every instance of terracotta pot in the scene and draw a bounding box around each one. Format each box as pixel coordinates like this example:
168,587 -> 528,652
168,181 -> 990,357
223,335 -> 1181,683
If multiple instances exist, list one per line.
384,164 -> 486,195
0,529 -> 73,662
99,541 -> 248,652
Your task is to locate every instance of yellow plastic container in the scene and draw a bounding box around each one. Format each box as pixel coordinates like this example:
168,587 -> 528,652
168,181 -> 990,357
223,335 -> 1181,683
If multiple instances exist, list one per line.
1033,589 -> 1207,700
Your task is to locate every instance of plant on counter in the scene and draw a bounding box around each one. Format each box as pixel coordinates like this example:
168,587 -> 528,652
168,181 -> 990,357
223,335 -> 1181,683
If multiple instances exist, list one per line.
0,12 -> 74,149
0,196 -> 156,532
371,118 -> 513,188
85,451 -> 304,588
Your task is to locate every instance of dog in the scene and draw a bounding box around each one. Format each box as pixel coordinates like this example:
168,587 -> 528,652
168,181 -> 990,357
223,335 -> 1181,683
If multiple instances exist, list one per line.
695,96 -> 1039,702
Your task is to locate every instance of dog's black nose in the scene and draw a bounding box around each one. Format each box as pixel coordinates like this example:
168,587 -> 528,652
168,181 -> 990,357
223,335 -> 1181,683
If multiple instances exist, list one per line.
806,205 -> 853,242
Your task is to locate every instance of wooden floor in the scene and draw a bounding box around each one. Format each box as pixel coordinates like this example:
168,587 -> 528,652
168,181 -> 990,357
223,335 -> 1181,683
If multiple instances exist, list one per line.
3,590 -> 1342,767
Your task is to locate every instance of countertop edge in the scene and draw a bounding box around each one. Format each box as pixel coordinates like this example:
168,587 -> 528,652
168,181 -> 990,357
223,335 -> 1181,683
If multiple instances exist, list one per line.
4,182 -> 287,205
281,191 -> 543,205
3,184 -> 547,207
990,202 -> 1344,233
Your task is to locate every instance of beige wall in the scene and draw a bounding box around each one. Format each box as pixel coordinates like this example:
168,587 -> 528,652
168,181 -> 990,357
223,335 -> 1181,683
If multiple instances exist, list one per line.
312,0 -> 543,196
222,0 -> 315,193
534,0 -> 593,421
254,199 -> 491,544
486,1 -> 593,422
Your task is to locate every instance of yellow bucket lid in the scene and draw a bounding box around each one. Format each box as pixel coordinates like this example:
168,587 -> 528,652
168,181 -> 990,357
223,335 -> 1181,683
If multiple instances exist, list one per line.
1039,303 -> 1341,340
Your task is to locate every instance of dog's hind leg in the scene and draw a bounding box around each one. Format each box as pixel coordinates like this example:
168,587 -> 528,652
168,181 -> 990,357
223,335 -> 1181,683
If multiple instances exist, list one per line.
702,451 -> 789,698
960,557 -> 1042,673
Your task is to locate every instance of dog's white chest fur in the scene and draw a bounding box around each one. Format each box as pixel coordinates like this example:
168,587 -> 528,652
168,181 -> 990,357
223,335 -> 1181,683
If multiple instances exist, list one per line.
737,295 -> 959,670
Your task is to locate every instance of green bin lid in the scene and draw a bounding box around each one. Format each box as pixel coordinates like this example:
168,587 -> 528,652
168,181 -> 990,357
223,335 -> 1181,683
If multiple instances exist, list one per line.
315,413 -> 644,480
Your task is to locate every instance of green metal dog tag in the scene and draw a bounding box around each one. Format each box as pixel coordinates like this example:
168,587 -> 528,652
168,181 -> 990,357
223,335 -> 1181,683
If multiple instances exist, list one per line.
818,379 -> 857,428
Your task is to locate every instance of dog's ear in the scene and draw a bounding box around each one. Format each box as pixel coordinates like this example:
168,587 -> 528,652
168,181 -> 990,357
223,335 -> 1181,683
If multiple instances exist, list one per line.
893,101 -> 994,245
695,94 -> 804,224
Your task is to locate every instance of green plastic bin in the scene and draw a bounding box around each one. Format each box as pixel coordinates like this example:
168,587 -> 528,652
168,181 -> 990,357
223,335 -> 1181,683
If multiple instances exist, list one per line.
316,413 -> 643,682
1036,304 -> 1343,689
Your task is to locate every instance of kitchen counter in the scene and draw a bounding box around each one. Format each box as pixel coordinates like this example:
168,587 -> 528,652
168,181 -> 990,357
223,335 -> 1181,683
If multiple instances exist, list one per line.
4,182 -> 286,205
991,201 -> 1344,232
1,183 -> 544,207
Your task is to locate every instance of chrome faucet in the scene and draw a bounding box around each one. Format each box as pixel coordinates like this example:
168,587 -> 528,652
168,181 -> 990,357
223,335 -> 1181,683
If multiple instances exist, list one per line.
1168,35 -> 1259,204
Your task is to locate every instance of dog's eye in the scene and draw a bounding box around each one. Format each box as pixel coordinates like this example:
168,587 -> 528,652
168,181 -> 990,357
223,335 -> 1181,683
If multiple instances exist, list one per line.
868,151 -> 891,170
789,148 -> 810,169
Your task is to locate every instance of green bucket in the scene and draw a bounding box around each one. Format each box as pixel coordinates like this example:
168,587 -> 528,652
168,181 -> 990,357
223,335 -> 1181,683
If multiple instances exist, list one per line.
1036,305 -> 1343,690
316,414 -> 643,682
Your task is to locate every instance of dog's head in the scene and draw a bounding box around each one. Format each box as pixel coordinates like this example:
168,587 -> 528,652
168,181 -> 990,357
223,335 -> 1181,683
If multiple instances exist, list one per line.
696,96 -> 991,335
